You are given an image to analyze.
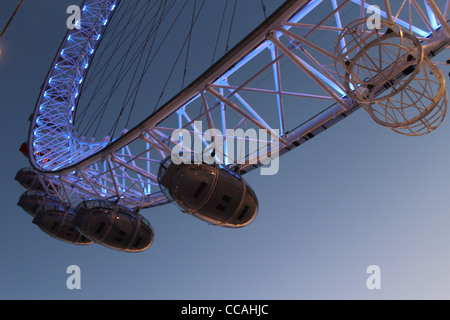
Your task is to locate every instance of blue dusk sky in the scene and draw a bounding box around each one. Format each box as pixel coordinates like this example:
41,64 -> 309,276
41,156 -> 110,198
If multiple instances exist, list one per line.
0,0 -> 449,300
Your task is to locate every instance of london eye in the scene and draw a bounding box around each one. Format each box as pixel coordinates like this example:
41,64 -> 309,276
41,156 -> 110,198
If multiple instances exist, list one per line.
15,0 -> 450,252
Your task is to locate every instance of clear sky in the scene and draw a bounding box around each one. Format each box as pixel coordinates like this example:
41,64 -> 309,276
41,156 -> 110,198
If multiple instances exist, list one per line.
1,0 -> 450,300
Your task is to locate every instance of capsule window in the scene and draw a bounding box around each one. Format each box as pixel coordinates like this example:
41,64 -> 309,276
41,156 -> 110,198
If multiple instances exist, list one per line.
222,195 -> 231,202
96,222 -> 106,234
51,221 -> 58,231
133,236 -> 142,248
193,181 -> 207,198
216,204 -> 226,212
237,205 -> 249,221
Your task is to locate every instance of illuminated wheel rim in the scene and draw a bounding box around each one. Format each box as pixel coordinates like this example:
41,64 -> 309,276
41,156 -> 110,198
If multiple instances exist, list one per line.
29,0 -> 119,172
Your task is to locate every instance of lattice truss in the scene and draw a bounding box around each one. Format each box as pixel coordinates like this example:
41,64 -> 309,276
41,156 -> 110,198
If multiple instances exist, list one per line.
28,0 -> 450,209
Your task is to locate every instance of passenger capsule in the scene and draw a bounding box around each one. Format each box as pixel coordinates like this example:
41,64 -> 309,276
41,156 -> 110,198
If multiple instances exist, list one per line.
15,167 -> 52,191
32,203 -> 93,245
158,159 -> 258,228
17,190 -> 60,217
73,200 -> 154,252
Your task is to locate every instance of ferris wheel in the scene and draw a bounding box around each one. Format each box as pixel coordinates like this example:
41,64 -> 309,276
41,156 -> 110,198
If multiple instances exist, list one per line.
15,0 -> 450,252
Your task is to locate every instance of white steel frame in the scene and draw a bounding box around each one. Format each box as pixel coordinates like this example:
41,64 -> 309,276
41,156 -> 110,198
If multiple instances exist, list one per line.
28,0 -> 450,209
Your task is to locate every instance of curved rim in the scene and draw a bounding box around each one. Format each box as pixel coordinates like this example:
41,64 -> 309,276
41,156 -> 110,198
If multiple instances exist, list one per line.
28,0 -> 301,175
28,0 -> 120,173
